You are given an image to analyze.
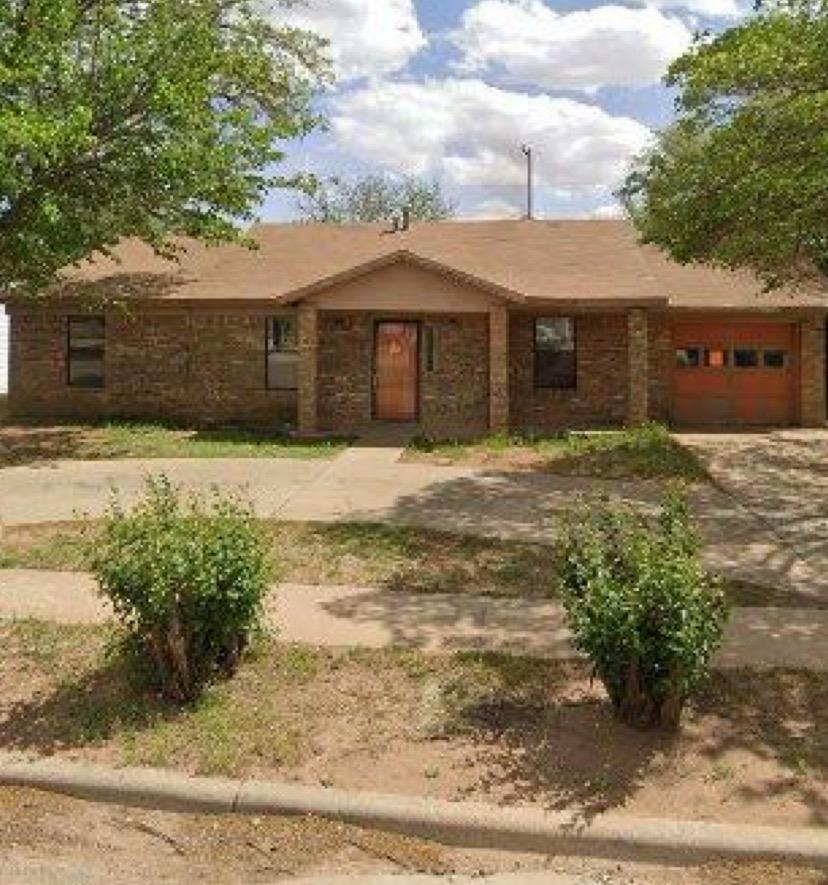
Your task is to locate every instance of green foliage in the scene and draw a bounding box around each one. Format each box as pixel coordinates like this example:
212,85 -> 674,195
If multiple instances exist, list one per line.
0,0 -> 330,294
298,173 -> 456,224
620,0 -> 828,289
558,488 -> 727,730
90,476 -> 271,702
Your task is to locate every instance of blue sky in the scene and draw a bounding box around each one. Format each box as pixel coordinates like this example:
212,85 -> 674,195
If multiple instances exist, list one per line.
263,0 -> 745,223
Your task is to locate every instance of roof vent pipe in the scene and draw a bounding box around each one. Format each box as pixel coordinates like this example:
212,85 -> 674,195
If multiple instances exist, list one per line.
401,206 -> 411,231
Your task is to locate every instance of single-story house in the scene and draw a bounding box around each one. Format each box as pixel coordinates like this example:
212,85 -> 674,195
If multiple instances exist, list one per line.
3,220 -> 826,437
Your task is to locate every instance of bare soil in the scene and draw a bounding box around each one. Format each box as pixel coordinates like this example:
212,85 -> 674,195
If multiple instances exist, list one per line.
2,623 -> 828,835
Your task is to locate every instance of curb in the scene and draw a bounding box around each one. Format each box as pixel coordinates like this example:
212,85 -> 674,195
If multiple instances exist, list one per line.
2,755 -> 828,869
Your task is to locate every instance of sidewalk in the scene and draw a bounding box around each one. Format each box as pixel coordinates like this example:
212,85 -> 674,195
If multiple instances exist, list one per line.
2,569 -> 828,670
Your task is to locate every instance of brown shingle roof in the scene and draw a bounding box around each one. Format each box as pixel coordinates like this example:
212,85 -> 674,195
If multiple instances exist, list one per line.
52,220 -> 826,309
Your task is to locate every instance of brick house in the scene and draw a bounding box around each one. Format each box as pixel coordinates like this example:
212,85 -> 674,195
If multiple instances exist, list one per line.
3,220 -> 826,436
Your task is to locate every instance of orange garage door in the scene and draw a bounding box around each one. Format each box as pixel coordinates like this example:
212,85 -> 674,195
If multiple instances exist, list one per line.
672,321 -> 798,426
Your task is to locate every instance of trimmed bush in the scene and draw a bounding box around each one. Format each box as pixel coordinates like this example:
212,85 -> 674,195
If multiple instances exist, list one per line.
557,487 -> 727,730
91,476 -> 270,702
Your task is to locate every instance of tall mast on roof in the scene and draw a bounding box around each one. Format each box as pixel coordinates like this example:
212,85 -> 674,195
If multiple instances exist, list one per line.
522,145 -> 534,220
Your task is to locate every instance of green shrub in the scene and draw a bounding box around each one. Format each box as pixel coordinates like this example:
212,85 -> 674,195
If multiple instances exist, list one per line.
90,476 -> 270,702
557,487 -> 727,730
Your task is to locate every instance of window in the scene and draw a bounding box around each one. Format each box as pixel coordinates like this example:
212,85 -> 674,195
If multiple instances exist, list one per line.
68,316 -> 105,388
676,347 -> 701,368
763,349 -> 787,369
535,317 -> 576,389
266,316 -> 298,390
733,347 -> 759,368
424,325 -> 438,373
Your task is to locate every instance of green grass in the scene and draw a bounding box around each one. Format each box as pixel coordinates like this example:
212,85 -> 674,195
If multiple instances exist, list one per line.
0,419 -> 349,467
0,520 -> 558,598
408,422 -> 705,481
0,519 -> 812,609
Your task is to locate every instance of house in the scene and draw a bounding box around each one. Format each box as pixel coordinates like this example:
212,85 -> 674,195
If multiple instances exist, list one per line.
3,220 -> 826,436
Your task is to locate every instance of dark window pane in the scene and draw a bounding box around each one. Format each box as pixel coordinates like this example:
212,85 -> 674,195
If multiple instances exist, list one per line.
267,352 -> 298,389
676,347 -> 701,368
424,326 -> 438,373
266,316 -> 298,389
733,348 -> 759,368
535,318 -> 576,388
267,316 -> 297,353
68,356 -> 105,388
704,348 -> 728,368
68,315 -> 105,387
763,349 -> 787,369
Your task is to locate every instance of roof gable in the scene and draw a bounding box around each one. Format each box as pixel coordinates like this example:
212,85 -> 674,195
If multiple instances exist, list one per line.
283,249 -> 525,305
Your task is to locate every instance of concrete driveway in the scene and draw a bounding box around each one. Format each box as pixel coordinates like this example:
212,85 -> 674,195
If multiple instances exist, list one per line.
0,435 -> 826,600
679,430 -> 828,599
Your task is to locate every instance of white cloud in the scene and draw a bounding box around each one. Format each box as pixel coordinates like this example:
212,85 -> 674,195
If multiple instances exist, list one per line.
591,202 -> 626,219
331,78 -> 652,192
464,198 -> 524,220
283,0 -> 425,82
452,0 -> 693,92
644,0 -> 744,18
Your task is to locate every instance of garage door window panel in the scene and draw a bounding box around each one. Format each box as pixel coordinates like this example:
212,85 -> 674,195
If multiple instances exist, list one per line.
704,348 -> 729,368
762,349 -> 788,369
676,347 -> 702,368
733,348 -> 759,368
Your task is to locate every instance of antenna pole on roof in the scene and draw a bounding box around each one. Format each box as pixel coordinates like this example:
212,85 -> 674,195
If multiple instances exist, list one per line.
521,145 -> 534,220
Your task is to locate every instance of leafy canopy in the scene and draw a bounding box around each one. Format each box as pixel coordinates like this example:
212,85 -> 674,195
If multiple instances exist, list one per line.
620,0 -> 828,290
0,0 -> 330,294
298,174 -> 456,224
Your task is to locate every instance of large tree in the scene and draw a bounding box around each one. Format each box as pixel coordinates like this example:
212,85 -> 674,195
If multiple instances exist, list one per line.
298,174 -> 456,224
0,0 -> 329,294
620,0 -> 828,290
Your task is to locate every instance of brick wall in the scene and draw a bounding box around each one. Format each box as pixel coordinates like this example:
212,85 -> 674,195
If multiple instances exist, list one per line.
646,311 -> 673,423
8,306 -> 297,425
800,312 -> 827,427
317,311 -> 490,439
509,312 -> 629,431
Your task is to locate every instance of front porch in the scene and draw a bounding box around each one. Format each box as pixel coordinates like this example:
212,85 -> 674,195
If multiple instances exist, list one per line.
295,304 -> 652,440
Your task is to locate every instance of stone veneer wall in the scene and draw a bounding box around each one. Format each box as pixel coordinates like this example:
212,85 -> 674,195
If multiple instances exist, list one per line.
317,311 -> 490,439
509,312 -> 629,431
8,307 -> 297,425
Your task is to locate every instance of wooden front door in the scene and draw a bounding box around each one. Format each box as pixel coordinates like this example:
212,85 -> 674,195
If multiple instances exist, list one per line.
374,322 -> 419,422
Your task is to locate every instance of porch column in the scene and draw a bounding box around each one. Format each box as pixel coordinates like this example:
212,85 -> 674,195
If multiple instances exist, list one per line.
627,308 -> 649,426
800,312 -> 826,427
297,305 -> 319,435
489,304 -> 510,434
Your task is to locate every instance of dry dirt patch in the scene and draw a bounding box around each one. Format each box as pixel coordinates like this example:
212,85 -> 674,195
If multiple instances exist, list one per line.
2,622 -> 828,831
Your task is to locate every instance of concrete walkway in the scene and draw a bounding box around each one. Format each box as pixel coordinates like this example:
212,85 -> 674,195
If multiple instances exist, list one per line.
0,448 -> 822,602
2,570 -> 828,671
3,430 -> 828,602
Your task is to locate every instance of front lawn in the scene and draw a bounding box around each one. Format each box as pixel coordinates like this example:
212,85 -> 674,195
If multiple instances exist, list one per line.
0,520 -> 556,598
2,620 -> 827,829
0,519 -> 813,609
0,419 -> 348,467
407,423 -> 706,481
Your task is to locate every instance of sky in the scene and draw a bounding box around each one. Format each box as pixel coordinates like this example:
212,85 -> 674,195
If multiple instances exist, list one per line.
262,0 -> 749,223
